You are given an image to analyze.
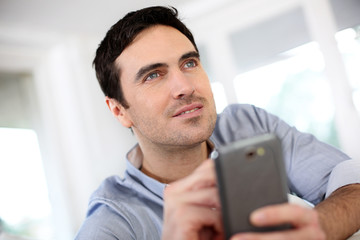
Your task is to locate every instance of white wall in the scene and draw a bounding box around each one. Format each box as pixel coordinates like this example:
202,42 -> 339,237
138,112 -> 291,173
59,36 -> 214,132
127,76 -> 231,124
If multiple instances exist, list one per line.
0,27 -> 137,238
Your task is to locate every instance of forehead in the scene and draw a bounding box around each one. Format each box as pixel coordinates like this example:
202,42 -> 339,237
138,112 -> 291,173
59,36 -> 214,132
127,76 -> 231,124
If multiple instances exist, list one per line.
115,25 -> 197,77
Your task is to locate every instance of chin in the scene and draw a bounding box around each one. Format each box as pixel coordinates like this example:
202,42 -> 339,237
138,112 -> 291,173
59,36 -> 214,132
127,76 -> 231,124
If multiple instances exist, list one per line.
185,127 -> 214,146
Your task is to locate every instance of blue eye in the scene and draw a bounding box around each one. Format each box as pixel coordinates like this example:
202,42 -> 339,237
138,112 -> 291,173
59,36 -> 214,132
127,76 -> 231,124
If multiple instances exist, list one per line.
145,72 -> 160,81
184,60 -> 197,68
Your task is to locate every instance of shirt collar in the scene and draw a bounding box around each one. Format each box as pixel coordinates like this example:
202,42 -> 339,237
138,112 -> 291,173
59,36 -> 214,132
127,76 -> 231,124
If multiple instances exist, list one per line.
125,144 -> 166,199
125,140 -> 216,198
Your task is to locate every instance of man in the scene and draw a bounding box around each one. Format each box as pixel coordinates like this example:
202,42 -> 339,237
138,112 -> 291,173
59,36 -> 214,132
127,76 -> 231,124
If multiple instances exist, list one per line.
75,6 -> 360,240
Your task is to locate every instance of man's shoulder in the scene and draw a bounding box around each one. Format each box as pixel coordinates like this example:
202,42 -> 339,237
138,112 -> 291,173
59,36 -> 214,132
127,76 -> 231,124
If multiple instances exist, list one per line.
211,104 -> 272,146
88,175 -> 141,211
217,103 -> 269,124
76,175 -> 163,239
75,176 -> 137,239
218,103 -> 254,115
88,174 -> 163,215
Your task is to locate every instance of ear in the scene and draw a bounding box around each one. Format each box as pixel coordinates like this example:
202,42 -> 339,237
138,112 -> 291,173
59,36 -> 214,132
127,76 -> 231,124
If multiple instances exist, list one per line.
105,97 -> 133,128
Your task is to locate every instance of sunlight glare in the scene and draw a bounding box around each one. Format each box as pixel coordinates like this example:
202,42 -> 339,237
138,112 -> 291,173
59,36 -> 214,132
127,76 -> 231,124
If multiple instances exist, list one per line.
0,128 -> 52,225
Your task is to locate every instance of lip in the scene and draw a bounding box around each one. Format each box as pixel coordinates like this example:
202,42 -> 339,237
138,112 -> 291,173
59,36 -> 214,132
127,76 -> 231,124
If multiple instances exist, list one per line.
172,103 -> 204,117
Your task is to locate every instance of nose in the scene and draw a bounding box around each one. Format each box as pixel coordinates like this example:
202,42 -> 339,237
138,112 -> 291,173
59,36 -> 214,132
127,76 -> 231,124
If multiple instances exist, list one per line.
169,69 -> 195,99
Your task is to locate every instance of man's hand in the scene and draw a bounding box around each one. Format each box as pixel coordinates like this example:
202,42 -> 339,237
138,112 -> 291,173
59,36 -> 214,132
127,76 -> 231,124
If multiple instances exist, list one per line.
162,161 -> 360,240
162,159 -> 326,240
162,159 -> 224,240
230,204 -> 326,240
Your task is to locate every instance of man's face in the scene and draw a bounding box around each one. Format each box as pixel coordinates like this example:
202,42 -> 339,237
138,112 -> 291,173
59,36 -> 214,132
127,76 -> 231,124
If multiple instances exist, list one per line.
115,25 -> 217,148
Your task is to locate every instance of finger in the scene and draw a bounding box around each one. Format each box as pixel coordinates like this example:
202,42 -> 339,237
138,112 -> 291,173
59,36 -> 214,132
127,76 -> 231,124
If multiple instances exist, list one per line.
182,206 -> 223,234
231,225 -> 325,240
165,186 -> 221,209
164,204 -> 224,239
199,226 -> 221,240
250,203 -> 320,228
178,187 -> 221,209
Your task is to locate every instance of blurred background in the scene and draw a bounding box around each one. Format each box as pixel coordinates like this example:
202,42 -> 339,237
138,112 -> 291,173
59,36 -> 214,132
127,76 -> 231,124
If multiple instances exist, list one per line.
0,0 -> 359,239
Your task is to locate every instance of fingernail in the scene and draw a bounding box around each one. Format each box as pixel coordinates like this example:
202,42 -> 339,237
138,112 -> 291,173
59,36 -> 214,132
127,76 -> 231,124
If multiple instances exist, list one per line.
251,211 -> 266,223
231,235 -> 248,240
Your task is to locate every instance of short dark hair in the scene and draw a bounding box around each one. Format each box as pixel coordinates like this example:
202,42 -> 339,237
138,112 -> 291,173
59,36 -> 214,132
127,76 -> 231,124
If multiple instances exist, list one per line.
93,6 -> 199,108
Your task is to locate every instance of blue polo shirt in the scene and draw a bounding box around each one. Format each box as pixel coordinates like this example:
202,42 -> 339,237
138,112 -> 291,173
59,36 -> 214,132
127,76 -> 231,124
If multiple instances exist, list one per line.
75,104 -> 359,240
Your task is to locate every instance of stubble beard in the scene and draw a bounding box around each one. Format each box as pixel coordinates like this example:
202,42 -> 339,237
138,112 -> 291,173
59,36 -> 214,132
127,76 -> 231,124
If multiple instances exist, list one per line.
133,96 -> 217,149
166,112 -> 216,147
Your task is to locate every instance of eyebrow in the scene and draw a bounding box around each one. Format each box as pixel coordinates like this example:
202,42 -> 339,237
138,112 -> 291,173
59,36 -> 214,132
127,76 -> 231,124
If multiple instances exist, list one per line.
135,63 -> 168,82
179,51 -> 200,63
134,51 -> 200,82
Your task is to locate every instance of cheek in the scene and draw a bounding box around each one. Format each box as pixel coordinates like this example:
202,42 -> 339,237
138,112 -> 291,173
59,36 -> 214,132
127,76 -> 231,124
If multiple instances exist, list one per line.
133,88 -> 168,113
195,74 -> 213,95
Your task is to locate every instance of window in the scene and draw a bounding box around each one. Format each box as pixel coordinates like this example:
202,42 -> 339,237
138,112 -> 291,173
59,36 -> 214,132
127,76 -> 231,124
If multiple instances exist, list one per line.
0,128 -> 53,239
336,26 -> 360,114
211,82 -> 228,113
234,42 -> 339,147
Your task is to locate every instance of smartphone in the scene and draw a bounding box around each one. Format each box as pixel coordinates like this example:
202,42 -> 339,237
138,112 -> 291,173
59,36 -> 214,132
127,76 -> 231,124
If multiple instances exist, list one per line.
214,133 -> 290,239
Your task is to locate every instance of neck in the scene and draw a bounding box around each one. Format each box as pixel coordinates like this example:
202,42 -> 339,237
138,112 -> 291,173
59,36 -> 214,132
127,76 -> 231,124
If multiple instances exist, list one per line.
139,141 -> 210,184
